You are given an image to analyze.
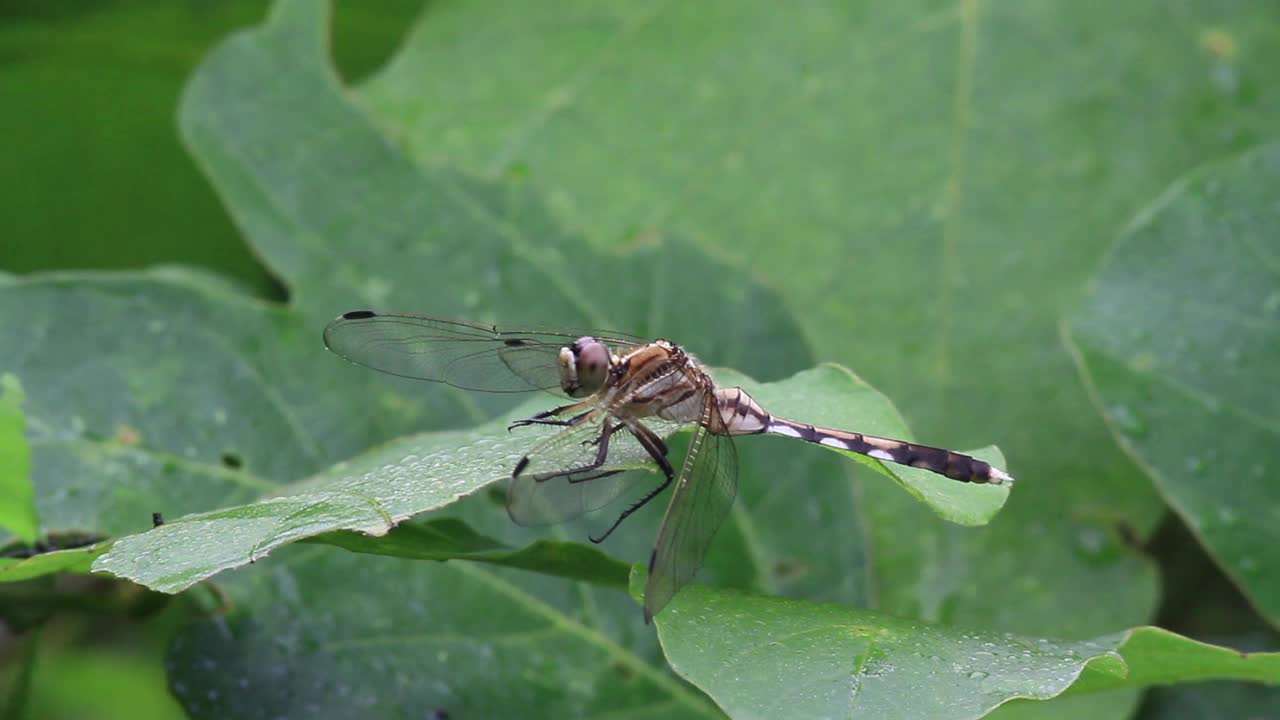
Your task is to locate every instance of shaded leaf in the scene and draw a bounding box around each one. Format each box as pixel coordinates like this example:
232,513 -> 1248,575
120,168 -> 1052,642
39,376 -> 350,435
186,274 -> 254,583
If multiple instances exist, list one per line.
312,518 -> 632,589
168,544 -> 723,720
1065,144 -> 1280,627
1141,681 -> 1280,720
0,531 -> 106,582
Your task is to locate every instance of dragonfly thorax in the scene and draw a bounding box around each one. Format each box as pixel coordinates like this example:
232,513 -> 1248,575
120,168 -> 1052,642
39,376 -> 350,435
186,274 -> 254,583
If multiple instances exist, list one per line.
558,336 -> 612,397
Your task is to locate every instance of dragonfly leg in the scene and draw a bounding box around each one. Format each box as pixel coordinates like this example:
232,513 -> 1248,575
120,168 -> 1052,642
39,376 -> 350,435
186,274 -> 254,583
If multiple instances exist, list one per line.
508,400 -> 594,432
527,418 -> 621,483
588,421 -> 676,544
565,469 -> 626,484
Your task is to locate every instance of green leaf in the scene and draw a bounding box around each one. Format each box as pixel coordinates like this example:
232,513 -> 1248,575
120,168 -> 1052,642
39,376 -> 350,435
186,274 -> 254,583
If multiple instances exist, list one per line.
0,374 -> 38,543
94,364 -> 1005,594
0,532 -> 106,583
91,397 -> 590,592
717,365 -> 1008,527
179,0 -> 807,380
1066,627 -> 1280,694
167,544 -> 724,720
632,573 -> 1280,720
312,518 -> 633,589
3,1 -> 942,712
0,269 -> 448,543
35,0 -> 1280,715
359,2 -> 1280,671
1065,144 -> 1280,628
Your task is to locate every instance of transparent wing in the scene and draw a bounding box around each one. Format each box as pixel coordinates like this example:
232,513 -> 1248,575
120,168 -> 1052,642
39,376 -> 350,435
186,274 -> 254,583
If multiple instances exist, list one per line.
644,396 -> 739,623
506,362 -> 700,527
507,413 -> 665,526
323,311 -> 644,393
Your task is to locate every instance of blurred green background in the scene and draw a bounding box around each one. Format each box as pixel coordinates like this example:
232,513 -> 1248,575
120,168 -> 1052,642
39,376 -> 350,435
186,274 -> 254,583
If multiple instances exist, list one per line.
1,0 -> 422,296
2,1 -> 1278,718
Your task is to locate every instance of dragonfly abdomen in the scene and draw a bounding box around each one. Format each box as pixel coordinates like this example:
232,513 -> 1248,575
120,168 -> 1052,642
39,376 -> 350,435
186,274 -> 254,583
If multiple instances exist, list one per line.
711,387 -> 771,434
765,417 -> 1013,485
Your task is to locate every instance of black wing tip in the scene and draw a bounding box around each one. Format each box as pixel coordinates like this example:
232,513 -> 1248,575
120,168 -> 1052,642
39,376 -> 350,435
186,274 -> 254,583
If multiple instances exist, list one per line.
513,456 -> 530,478
340,309 -> 379,320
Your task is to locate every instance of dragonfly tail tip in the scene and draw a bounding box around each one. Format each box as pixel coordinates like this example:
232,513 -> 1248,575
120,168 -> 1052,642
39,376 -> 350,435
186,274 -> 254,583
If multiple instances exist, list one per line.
989,467 -> 1014,484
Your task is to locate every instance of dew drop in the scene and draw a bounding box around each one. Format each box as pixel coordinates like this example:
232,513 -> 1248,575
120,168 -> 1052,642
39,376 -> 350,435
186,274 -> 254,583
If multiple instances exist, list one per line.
1263,291 -> 1280,314
1075,526 -> 1106,556
1108,404 -> 1146,436
1217,506 -> 1238,526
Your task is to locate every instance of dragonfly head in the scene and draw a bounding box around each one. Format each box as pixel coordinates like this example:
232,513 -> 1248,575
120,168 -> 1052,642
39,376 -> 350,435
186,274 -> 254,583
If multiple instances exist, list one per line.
559,336 -> 610,397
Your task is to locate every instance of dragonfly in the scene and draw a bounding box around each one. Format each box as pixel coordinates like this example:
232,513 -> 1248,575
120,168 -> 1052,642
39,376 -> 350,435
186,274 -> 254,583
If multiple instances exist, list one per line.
323,310 -> 1013,622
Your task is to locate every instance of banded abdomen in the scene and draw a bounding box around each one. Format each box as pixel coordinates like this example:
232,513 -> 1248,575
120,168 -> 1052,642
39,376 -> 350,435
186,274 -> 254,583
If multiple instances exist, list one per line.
766,416 -> 1012,484
712,387 -> 1012,485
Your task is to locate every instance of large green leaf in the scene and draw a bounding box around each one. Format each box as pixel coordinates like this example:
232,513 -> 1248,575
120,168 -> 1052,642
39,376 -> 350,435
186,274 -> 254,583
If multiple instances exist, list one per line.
164,0 -> 900,626
91,397 -> 629,593
0,269 -> 450,543
13,0 -> 1276,716
0,374 -> 38,543
359,2 -> 1280,671
356,8 -> 1280,716
0,265 -> 719,714
1065,145 -> 1280,627
94,364 -> 1007,593
635,573 -> 1280,720
2,2 -> 991,714
167,544 -> 724,720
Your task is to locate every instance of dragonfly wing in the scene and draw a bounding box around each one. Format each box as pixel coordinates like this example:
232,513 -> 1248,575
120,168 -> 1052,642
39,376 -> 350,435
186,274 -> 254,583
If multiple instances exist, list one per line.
644,396 -> 739,623
507,413 -> 666,526
324,311 -> 632,393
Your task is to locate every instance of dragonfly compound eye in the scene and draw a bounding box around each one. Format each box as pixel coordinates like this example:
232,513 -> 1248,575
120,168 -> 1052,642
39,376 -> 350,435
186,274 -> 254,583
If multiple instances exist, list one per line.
574,337 -> 610,393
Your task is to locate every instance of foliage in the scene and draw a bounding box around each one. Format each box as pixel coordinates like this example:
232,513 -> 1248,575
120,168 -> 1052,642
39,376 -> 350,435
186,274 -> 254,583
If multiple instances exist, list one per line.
2,1 -> 1279,718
